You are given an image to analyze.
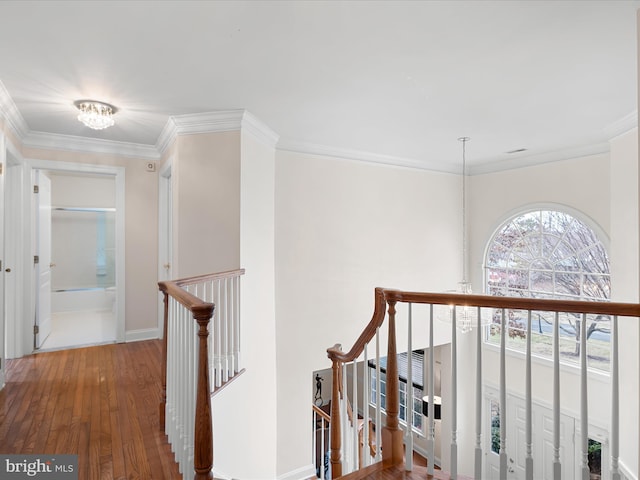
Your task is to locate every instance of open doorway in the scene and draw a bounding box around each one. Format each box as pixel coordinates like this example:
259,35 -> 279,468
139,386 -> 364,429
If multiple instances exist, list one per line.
35,169 -> 118,350
26,160 -> 125,354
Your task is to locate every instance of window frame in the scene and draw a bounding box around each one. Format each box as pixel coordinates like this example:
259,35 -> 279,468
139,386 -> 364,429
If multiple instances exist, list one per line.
483,206 -> 611,372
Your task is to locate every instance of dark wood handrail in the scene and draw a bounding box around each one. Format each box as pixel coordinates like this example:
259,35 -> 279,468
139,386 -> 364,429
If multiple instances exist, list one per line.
327,288 -> 386,363
328,287 -> 640,364
312,404 -> 331,423
383,289 -> 640,316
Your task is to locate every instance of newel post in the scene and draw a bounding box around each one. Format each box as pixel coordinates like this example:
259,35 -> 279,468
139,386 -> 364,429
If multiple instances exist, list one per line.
159,285 -> 169,430
329,350 -> 343,478
194,306 -> 215,480
382,300 -> 404,465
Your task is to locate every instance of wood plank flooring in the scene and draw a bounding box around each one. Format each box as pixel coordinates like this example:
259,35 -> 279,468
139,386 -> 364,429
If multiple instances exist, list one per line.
0,340 -> 182,480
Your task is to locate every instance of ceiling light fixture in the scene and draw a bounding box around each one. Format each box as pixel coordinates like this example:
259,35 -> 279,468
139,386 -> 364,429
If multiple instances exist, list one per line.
440,137 -> 491,332
74,100 -> 117,130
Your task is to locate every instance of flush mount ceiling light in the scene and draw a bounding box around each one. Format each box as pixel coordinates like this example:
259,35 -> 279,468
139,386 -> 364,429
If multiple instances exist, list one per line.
74,100 -> 117,130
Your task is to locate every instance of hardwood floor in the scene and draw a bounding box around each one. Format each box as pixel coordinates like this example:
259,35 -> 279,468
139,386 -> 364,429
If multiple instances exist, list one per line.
0,340 -> 181,479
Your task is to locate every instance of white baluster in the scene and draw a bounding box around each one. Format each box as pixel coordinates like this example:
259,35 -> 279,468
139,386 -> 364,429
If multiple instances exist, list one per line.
500,308 -> 507,480
451,307 -> 458,480
475,306 -> 483,479
526,310 -> 533,480
406,303 -> 413,471
553,312 -> 561,480
352,359 -> 358,469
363,342 -> 370,467
580,313 -> 589,480
611,315 -> 620,480
427,304 -> 435,476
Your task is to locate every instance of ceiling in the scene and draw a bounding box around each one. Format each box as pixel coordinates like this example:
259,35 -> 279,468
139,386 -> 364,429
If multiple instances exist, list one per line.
0,0 -> 638,173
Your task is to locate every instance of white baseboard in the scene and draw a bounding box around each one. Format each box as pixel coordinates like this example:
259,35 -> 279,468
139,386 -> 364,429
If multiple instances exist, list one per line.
277,464 -> 316,480
125,328 -> 159,343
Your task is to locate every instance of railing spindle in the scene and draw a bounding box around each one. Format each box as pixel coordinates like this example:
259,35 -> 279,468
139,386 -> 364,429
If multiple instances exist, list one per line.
526,310 -> 533,480
580,313 -> 589,480
427,304 -> 435,476
406,303 -> 413,471
553,311 -> 561,480
375,327 -> 382,462
500,308 -> 507,480
611,315 -> 620,480
451,307 -> 458,480
330,354 -> 342,478
382,300 -> 403,465
474,306 -> 483,479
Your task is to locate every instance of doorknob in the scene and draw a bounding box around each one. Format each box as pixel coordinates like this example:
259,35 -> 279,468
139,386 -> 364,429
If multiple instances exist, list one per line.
5,268 -> 11,273
163,263 -> 171,269
49,263 -> 56,268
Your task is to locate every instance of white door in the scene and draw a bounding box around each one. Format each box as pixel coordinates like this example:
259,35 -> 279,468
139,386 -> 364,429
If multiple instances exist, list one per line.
35,171 -> 52,348
486,393 -> 575,479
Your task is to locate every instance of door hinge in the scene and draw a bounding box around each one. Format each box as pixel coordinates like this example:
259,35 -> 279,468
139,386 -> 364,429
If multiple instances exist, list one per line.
0,164 -> 3,175
34,255 -> 39,265
33,325 -> 39,335
33,185 -> 39,194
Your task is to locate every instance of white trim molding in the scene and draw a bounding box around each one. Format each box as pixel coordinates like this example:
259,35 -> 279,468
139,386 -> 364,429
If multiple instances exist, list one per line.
23,130 -> 160,160
156,109 -> 279,154
604,110 -> 638,141
0,79 -> 30,139
276,464 -> 316,480
125,328 -> 159,343
277,138 -> 456,173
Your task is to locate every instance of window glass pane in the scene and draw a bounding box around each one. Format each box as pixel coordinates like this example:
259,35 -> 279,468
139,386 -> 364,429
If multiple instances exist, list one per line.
484,209 -> 610,372
491,399 -> 500,454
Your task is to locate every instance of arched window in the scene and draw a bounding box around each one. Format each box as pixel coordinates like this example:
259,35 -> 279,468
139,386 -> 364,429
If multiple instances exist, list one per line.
485,209 -> 610,371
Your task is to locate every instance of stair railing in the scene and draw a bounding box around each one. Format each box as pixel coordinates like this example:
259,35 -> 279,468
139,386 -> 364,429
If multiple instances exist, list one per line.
159,268 -> 245,480
327,287 -> 640,479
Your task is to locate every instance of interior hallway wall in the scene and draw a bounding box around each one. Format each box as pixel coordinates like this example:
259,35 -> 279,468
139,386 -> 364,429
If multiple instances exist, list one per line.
23,146 -> 158,335
274,150 -> 461,477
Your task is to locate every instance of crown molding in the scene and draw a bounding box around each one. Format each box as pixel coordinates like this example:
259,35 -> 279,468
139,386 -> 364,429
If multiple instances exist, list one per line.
156,110 -> 245,154
277,139 -> 456,173
156,109 -> 279,154
603,110 -> 638,140
468,142 -> 610,176
0,80 -> 30,139
22,131 -> 160,160
241,111 -> 279,147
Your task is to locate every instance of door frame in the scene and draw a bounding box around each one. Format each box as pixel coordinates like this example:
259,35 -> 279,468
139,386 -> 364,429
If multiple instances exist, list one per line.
22,159 -> 125,354
2,136 -> 25,364
157,157 -> 174,338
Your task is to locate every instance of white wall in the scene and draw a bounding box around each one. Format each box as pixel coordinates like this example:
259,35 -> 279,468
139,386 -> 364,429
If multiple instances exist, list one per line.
464,151 -> 638,477
274,150 -> 461,477
174,132 -> 241,278
210,129 -> 278,479
22,146 -> 158,335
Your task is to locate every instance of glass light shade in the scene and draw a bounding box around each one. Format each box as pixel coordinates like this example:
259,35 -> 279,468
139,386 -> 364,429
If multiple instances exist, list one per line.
74,100 -> 116,130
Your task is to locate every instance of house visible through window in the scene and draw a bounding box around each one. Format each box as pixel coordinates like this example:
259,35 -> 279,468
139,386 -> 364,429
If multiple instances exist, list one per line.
485,209 -> 611,371
369,350 -> 424,431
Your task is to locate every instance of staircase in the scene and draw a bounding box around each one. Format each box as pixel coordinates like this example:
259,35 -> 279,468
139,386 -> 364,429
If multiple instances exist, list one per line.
158,269 -> 245,480
326,287 -> 639,479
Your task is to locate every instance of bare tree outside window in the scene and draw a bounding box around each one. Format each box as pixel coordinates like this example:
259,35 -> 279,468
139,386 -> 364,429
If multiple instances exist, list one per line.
485,210 -> 610,371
